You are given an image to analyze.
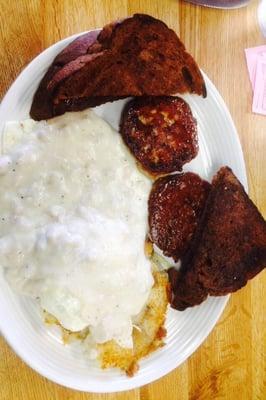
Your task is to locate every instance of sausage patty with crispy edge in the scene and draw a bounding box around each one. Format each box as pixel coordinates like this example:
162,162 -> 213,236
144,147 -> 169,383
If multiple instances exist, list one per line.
120,96 -> 198,175
148,172 -> 210,261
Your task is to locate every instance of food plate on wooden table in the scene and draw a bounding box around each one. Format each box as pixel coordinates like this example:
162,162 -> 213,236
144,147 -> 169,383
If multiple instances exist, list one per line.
0,16 -> 259,392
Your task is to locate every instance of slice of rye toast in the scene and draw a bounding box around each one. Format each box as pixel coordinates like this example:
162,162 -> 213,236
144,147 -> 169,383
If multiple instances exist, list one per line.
30,14 -> 206,120
169,166 -> 266,311
30,30 -> 101,121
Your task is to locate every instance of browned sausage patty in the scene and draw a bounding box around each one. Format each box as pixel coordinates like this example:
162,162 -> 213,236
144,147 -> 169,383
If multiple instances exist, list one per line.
148,172 -> 210,261
120,96 -> 198,175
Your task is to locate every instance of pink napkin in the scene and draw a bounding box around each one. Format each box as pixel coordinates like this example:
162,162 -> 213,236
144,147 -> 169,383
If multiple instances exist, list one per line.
245,45 -> 266,115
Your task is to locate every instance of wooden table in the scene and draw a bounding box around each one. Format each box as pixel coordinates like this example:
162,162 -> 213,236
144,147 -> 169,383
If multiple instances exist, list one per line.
0,1 -> 265,399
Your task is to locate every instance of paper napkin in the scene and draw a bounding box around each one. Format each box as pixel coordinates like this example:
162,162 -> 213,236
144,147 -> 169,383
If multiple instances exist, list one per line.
245,45 -> 266,115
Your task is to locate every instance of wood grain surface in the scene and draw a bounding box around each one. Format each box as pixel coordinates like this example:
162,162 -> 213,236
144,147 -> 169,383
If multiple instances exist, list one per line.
0,1 -> 265,399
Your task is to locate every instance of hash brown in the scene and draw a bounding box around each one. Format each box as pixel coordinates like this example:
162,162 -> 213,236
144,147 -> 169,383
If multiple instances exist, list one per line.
44,268 -> 169,376
97,269 -> 169,375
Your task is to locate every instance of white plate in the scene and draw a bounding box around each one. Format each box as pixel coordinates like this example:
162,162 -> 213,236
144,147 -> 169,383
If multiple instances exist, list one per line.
0,31 -> 247,393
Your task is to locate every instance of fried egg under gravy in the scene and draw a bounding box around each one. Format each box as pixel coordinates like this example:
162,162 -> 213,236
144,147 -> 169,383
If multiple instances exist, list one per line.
0,110 -> 154,350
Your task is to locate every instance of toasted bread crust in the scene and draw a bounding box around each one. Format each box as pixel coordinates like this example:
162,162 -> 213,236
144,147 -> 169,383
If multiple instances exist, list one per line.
149,172 -> 210,260
30,14 -> 206,120
120,96 -> 198,175
170,167 -> 266,310
30,30 -> 101,121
